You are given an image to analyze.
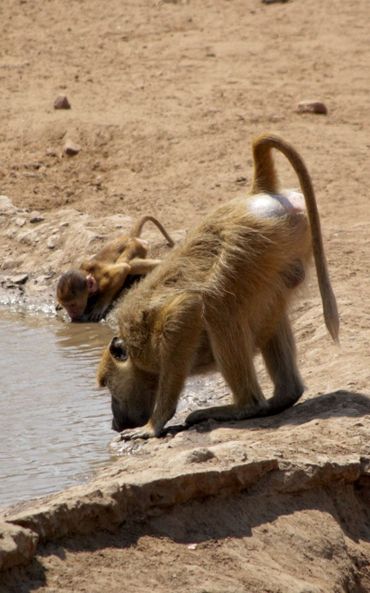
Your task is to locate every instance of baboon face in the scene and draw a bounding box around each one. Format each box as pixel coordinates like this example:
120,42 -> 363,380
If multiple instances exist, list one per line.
62,296 -> 88,321
56,269 -> 90,321
97,337 -> 157,432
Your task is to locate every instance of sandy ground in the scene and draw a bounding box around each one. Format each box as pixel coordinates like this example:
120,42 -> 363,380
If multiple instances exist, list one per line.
1,0 -> 370,591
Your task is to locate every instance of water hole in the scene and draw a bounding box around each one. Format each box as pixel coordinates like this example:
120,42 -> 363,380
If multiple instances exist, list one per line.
0,309 -> 115,509
0,308 -> 228,510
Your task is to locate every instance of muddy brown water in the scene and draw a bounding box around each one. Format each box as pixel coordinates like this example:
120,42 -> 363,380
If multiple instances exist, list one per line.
0,309 -> 116,509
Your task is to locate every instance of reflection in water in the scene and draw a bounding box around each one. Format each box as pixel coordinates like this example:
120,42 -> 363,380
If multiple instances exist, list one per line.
0,310 -> 115,509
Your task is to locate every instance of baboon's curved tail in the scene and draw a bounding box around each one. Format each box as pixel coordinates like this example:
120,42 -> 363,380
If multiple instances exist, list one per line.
251,133 -> 339,342
131,215 -> 174,247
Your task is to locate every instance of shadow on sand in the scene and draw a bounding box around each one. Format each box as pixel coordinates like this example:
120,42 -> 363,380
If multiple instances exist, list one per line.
164,389 -> 370,436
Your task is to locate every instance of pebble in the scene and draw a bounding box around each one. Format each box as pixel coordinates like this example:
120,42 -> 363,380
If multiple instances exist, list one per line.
15,217 -> 26,227
46,148 -> 59,157
0,195 -> 15,212
47,236 -> 59,249
8,273 -> 28,285
64,141 -> 81,156
185,448 -> 216,464
30,211 -> 45,223
296,101 -> 328,115
54,95 -> 71,110
18,230 -> 39,245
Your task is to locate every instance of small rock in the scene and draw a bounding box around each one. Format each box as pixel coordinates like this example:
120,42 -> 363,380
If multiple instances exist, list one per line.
0,195 -> 15,212
5,229 -> 17,240
18,230 -> 39,245
47,236 -> 59,249
46,148 -> 58,157
15,217 -> 27,227
2,258 -> 22,270
64,141 -> 81,156
54,95 -> 71,110
8,274 -> 29,285
187,543 -> 198,550
185,448 -> 216,464
296,101 -> 328,115
92,177 -> 103,190
29,211 -> 44,223
268,113 -> 281,123
24,161 -> 43,171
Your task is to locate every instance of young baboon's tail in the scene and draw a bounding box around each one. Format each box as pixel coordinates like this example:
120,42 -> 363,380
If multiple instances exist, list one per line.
131,215 -> 175,247
251,133 -> 339,342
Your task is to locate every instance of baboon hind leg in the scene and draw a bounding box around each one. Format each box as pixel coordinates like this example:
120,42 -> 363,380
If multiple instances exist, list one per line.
260,313 -> 305,414
186,310 -> 268,426
128,258 -> 162,275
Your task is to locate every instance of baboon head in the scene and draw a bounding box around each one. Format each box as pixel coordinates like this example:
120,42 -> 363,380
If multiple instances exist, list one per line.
56,270 -> 90,321
97,336 -> 157,432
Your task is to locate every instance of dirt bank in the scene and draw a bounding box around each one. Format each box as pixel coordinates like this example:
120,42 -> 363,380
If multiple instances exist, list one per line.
1,394 -> 370,592
1,0 -> 370,591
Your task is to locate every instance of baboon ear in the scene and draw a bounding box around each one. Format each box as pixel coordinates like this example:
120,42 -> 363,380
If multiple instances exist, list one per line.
109,337 -> 128,361
86,274 -> 98,294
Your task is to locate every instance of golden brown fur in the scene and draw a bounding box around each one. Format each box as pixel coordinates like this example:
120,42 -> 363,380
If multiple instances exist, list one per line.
97,133 -> 339,437
56,215 -> 174,321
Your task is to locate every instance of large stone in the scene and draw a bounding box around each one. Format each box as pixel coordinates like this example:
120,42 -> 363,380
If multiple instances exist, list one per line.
0,521 -> 38,571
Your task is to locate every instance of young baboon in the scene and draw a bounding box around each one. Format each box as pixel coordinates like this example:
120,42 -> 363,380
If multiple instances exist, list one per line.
56,215 -> 174,322
97,133 -> 339,438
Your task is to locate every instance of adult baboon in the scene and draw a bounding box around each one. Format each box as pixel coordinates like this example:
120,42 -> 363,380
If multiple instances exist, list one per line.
97,133 -> 339,438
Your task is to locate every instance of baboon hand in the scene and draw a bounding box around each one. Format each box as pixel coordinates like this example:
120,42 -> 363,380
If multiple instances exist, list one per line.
88,307 -> 107,322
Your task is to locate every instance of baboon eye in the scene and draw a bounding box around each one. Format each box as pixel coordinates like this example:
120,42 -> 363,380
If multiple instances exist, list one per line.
109,336 -> 128,361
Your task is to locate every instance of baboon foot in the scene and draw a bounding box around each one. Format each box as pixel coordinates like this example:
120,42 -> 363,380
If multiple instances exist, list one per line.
185,403 -> 266,426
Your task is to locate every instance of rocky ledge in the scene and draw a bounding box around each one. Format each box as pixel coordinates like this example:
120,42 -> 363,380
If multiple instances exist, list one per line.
1,389 -> 369,584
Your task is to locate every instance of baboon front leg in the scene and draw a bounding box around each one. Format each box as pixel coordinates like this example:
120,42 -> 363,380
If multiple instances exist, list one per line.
120,296 -> 204,439
119,364 -> 192,440
147,361 -> 194,436
261,313 -> 305,413
186,309 -> 267,426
